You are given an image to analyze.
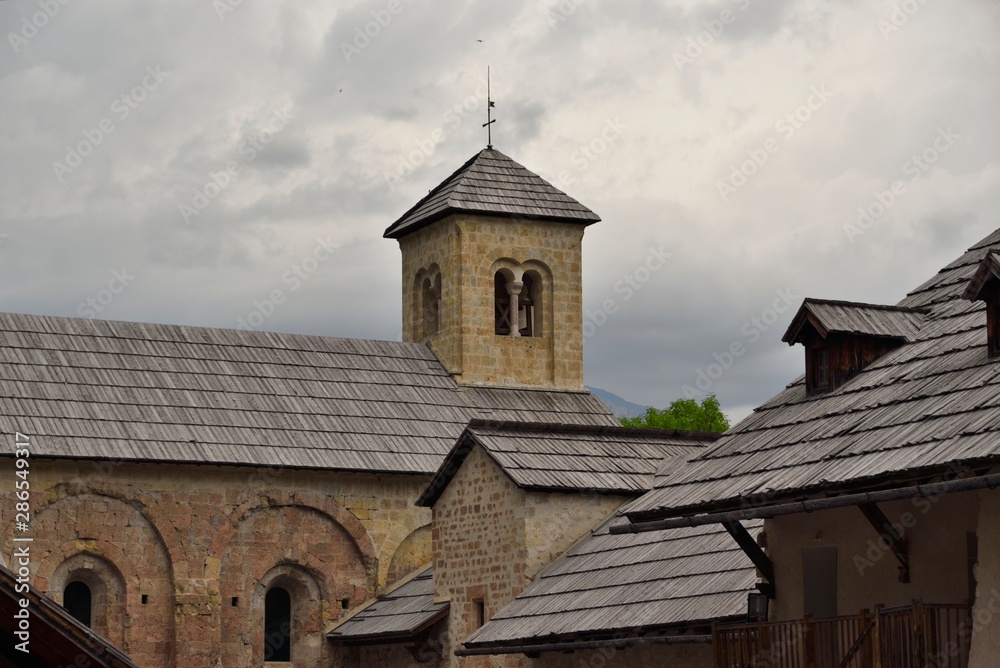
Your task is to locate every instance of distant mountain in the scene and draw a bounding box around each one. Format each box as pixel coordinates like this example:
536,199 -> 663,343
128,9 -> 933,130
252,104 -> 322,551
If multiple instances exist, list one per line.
587,386 -> 648,419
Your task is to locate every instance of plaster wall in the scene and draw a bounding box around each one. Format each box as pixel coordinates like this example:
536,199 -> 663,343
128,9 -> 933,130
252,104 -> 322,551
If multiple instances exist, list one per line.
766,490 -> 979,622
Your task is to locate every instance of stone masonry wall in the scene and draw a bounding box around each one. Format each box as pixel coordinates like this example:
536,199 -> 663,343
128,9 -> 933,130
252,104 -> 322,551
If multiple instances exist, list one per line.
0,458 -> 432,668
398,215 -> 587,391
432,446 -> 631,668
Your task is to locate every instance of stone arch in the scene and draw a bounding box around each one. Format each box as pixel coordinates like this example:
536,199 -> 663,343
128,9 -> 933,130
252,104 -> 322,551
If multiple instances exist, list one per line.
219,502 -> 370,667
521,260 -> 553,338
14,480 -> 184,574
255,563 -> 326,666
207,489 -> 377,580
23,493 -> 176,668
412,263 -> 443,341
386,524 -> 432,586
421,263 -> 442,339
49,552 -> 127,644
484,247 -> 560,277
489,257 -> 552,338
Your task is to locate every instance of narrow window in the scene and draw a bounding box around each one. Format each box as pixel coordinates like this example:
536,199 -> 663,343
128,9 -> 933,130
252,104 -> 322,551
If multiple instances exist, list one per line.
517,273 -> 534,337
473,598 -> 486,628
988,293 -> 1000,358
264,587 -> 292,662
811,348 -> 830,392
421,273 -> 441,338
802,547 -> 837,618
64,581 -> 92,627
495,272 -> 512,335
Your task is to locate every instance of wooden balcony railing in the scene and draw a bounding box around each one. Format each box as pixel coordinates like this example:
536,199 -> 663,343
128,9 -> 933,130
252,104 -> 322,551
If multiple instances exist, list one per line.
712,601 -> 971,668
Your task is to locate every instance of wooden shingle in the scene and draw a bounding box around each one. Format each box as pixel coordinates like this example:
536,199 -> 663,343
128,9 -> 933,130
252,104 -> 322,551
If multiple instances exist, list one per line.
383,149 -> 601,239
626,226 -> 1000,521
0,313 -> 617,474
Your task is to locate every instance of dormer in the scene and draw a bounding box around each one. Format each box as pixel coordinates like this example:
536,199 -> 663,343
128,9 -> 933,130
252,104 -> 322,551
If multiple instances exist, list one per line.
782,299 -> 928,395
962,251 -> 1000,358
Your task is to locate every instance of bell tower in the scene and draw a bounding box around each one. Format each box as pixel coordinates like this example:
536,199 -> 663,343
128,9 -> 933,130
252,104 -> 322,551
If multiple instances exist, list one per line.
385,148 -> 601,390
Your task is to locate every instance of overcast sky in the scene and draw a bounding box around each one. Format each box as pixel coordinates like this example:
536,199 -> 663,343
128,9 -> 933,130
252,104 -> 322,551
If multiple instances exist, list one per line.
1,0 -> 998,424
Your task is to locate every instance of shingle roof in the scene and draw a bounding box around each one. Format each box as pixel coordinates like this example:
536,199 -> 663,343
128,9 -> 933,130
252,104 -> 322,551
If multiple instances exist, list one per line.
625,226 -> 1000,521
0,312 -> 616,474
327,566 -> 447,644
782,299 -> 927,344
383,148 -> 601,239
0,564 -> 139,668
962,250 -> 1000,301
462,516 -> 762,648
417,421 -> 716,506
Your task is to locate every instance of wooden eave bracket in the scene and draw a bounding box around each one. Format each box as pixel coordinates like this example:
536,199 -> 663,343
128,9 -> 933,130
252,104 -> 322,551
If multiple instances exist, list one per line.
858,502 -> 910,583
722,520 -> 775,597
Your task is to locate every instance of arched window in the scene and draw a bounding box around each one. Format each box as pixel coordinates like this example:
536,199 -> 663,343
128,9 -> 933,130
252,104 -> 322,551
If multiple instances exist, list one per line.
64,581 -> 92,627
421,271 -> 441,337
51,553 -> 125,644
495,271 -> 513,335
519,272 -> 537,337
495,269 -> 540,337
264,586 -> 292,662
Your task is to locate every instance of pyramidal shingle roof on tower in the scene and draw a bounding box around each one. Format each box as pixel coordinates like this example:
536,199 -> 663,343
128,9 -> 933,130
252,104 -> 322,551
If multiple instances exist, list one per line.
383,148 -> 601,239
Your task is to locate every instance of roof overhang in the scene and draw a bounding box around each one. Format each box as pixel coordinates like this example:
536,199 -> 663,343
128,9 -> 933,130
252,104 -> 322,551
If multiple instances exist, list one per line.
416,420 -> 719,508
617,461 -> 1000,532
457,629 -> 718,656
963,251 -> 1000,301
782,298 -> 927,345
0,565 -> 138,668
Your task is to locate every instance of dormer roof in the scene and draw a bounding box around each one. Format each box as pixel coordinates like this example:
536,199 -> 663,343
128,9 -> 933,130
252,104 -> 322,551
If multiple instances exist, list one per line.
962,251 -> 1000,301
383,148 -> 601,240
782,298 -> 928,345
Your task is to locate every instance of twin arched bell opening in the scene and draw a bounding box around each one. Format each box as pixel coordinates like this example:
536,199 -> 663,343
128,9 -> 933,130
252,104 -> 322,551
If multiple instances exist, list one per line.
494,270 -> 539,337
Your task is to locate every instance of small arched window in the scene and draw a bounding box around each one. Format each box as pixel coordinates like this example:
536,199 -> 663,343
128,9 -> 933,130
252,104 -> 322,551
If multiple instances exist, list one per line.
421,271 -> 441,338
495,272 -> 513,335
264,586 -> 292,662
495,269 -> 539,337
64,580 -> 92,627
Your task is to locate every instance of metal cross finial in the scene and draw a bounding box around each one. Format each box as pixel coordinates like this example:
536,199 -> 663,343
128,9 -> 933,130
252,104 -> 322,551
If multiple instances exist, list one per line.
483,66 -> 495,149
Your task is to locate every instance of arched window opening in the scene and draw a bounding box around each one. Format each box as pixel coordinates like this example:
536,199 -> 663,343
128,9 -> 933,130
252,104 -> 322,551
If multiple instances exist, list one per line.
421,272 -> 441,338
495,269 -> 541,337
264,586 -> 292,662
64,580 -> 92,627
518,273 -> 535,337
495,272 -> 513,335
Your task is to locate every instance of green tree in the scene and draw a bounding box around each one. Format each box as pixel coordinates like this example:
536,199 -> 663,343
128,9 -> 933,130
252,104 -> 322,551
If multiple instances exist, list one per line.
619,395 -> 729,433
